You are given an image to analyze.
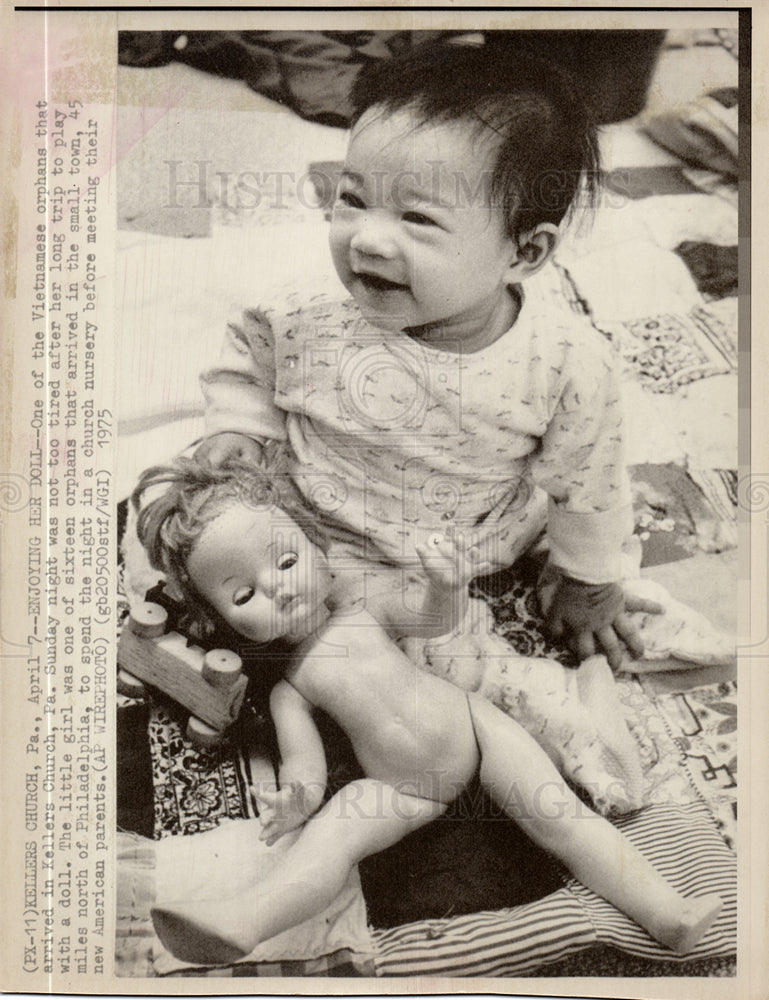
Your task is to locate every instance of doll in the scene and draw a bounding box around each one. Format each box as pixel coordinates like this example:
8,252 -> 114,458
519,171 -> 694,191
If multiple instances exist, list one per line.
133,458 -> 721,964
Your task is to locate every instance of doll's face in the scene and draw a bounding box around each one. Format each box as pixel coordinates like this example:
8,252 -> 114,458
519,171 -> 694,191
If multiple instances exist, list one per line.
187,503 -> 332,644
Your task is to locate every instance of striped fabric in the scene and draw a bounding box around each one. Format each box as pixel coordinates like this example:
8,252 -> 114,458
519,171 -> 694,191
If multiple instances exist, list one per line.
374,894 -> 596,978
165,949 -> 377,978
373,802 -> 736,977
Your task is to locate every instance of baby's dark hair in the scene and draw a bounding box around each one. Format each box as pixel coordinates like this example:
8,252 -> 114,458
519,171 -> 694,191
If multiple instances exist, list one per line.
350,40 -> 601,241
131,450 -> 327,639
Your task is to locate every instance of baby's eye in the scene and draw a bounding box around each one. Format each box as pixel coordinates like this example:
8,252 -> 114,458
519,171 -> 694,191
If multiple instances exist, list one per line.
337,190 -> 365,210
233,586 -> 255,607
402,210 -> 436,227
277,552 -> 298,571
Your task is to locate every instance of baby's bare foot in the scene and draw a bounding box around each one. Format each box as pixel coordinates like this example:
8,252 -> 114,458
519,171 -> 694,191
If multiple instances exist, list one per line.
659,894 -> 723,954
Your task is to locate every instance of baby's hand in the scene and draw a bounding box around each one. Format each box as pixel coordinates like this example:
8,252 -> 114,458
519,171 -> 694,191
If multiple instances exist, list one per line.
544,574 -> 663,669
416,531 -> 480,593
253,782 -> 311,846
194,432 -> 263,468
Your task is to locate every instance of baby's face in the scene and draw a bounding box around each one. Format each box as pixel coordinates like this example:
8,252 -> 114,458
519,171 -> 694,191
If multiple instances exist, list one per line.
187,503 -> 332,644
329,106 -> 520,348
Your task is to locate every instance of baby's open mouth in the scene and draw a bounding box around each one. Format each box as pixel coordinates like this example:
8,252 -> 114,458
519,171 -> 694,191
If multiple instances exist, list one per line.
357,272 -> 408,293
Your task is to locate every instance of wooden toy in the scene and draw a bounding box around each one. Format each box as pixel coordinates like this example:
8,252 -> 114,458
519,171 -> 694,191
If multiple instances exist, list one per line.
117,601 -> 248,748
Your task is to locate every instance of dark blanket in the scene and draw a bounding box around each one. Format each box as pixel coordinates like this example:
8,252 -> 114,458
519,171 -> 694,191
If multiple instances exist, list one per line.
359,775 -> 565,928
116,698 -> 566,929
118,29 -> 664,126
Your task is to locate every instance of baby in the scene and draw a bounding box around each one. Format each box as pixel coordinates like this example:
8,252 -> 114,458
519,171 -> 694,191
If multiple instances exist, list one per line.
195,41 -> 655,668
134,458 -> 721,965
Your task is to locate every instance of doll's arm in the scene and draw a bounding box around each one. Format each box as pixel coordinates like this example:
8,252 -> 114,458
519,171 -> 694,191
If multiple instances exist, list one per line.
255,680 -> 327,845
415,533 -> 476,632
373,533 -> 480,639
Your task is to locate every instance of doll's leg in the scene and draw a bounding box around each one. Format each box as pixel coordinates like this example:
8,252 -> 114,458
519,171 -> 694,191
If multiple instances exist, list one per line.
152,779 -> 445,965
467,694 -> 722,954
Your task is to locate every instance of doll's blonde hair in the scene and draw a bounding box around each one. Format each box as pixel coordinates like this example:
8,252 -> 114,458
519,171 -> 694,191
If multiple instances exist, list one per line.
131,448 -> 327,638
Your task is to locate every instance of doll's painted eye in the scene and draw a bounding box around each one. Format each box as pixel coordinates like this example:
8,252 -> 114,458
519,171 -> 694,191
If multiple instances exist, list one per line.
233,586 -> 255,606
277,552 -> 297,571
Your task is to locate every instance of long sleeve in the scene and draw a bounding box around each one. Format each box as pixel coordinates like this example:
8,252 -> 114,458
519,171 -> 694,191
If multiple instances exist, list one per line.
200,308 -> 288,442
531,343 -> 632,584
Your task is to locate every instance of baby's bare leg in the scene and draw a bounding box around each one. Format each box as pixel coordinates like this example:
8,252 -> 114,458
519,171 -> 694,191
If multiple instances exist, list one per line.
152,779 -> 445,965
468,695 -> 721,954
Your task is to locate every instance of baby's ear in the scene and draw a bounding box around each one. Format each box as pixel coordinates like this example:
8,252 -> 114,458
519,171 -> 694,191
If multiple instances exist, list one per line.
508,223 -> 559,280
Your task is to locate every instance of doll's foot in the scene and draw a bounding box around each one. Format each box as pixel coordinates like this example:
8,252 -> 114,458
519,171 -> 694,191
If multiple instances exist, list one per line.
658,894 -> 723,954
152,902 -> 251,965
